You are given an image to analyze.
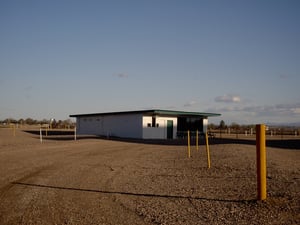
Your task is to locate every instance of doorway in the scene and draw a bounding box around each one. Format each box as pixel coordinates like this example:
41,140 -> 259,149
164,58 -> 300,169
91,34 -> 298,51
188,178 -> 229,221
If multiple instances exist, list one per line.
167,120 -> 173,139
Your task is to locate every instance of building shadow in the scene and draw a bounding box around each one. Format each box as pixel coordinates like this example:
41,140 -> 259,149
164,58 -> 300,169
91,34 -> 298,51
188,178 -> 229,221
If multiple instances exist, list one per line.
266,139 -> 300,150
23,130 -> 300,149
24,130 -> 75,136
24,130 -> 98,141
97,136 -> 300,150
209,138 -> 300,150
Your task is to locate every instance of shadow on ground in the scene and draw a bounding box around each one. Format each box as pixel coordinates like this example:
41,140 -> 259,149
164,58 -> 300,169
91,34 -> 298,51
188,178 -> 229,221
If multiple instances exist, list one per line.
24,130 -> 75,136
12,181 -> 256,204
211,138 -> 300,150
23,130 -> 300,150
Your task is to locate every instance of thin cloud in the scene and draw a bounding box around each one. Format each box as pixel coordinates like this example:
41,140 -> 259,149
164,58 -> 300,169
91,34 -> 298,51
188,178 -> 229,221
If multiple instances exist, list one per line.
205,102 -> 300,124
24,86 -> 33,91
244,103 -> 300,116
215,94 -> 240,103
279,74 -> 289,79
208,102 -> 300,117
184,101 -> 197,107
113,73 -> 129,79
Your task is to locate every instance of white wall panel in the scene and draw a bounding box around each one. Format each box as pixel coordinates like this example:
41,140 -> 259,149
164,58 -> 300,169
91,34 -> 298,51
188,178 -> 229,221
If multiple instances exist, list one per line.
77,114 -> 177,139
142,116 -> 177,139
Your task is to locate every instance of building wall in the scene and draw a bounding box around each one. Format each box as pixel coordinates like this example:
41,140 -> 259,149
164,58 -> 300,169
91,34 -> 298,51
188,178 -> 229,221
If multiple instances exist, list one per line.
142,116 -> 177,139
77,113 -> 143,138
76,114 -> 178,139
203,118 -> 208,133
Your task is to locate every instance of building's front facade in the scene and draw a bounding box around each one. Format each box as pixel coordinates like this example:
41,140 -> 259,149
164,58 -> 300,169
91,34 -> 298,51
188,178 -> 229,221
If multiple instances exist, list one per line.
70,109 -> 220,139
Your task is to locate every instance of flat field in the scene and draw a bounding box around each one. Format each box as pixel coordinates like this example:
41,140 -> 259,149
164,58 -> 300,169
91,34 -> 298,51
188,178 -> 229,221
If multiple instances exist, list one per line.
0,128 -> 299,225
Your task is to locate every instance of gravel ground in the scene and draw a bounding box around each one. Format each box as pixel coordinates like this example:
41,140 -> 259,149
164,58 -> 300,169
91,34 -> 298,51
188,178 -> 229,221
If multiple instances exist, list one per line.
0,128 -> 299,224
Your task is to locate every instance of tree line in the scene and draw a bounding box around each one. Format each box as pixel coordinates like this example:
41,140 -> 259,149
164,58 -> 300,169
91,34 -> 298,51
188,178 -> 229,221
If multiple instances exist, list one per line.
208,120 -> 299,136
208,120 -> 255,131
0,118 -> 75,129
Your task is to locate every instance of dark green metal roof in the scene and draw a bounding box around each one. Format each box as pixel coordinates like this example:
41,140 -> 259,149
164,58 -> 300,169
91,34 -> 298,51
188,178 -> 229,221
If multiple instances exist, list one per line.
70,109 -> 221,118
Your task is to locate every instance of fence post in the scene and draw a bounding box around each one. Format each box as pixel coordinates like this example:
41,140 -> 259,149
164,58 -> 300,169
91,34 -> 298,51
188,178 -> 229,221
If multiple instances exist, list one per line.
256,124 -> 267,200
74,126 -> 77,141
13,124 -> 16,137
196,130 -> 199,151
187,130 -> 191,158
205,132 -> 211,169
40,128 -> 43,143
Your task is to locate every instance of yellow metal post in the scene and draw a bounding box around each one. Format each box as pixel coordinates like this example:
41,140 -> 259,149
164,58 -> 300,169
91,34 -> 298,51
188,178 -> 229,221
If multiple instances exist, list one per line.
10,124 -> 13,135
196,130 -> 199,151
205,132 -> 211,169
187,130 -> 191,158
256,124 -> 267,200
13,124 -> 16,137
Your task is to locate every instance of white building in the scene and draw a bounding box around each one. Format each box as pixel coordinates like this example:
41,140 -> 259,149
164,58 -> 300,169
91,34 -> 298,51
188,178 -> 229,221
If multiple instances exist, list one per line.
70,109 -> 220,139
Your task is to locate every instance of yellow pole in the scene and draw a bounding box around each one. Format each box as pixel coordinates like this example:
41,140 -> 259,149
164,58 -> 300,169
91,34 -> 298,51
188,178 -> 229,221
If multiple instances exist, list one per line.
196,130 -> 199,151
256,124 -> 267,200
205,132 -> 211,169
187,130 -> 191,158
13,124 -> 16,137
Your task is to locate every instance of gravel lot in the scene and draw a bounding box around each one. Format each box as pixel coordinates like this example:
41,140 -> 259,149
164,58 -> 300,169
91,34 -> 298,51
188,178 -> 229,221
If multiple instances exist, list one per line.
0,128 -> 299,224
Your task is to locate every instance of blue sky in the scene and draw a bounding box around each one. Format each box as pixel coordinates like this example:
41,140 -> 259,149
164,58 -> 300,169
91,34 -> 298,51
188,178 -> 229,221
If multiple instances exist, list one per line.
0,0 -> 299,124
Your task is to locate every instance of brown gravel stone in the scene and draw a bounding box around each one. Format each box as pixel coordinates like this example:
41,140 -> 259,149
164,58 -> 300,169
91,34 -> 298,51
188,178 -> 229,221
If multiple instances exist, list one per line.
0,128 -> 299,224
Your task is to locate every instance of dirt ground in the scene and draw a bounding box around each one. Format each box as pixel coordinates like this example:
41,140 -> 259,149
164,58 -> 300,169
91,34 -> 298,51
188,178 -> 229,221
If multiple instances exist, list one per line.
0,128 -> 299,225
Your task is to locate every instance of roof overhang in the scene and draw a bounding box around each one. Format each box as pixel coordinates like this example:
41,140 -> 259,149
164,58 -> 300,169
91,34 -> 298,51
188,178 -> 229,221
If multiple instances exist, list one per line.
70,109 -> 221,118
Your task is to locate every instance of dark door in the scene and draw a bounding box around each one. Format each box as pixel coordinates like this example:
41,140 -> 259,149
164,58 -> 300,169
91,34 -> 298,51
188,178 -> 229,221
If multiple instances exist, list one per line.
167,120 -> 173,139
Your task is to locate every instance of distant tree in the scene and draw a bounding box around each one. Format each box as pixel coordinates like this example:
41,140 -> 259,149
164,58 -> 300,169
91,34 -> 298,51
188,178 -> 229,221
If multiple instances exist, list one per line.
61,119 -> 73,128
4,118 -> 17,124
18,118 -> 25,125
64,119 -> 72,125
41,119 -> 49,124
25,118 -> 35,125
230,122 -> 240,130
51,119 -> 57,128
208,123 -> 216,130
56,120 -> 62,128
230,123 -> 241,137
219,120 -> 226,129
